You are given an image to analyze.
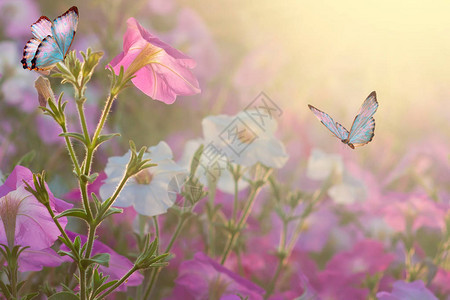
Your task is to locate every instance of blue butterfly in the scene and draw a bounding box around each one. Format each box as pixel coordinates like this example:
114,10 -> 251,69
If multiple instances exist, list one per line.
308,91 -> 379,149
21,6 -> 78,72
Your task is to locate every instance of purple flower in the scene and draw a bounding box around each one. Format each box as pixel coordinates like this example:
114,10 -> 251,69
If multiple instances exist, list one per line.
313,270 -> 369,300
382,192 -> 448,232
167,252 -> 265,300
325,239 -> 394,279
17,247 -> 67,272
377,280 -> 438,300
0,166 -> 71,249
0,0 -> 39,38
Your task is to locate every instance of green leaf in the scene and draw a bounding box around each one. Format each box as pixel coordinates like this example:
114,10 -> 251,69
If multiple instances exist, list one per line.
81,253 -> 110,269
59,132 -> 87,144
92,280 -> 118,297
48,292 -> 79,300
100,207 -> 123,221
56,208 -> 88,221
22,292 -> 40,300
0,280 -> 11,299
94,133 -> 121,148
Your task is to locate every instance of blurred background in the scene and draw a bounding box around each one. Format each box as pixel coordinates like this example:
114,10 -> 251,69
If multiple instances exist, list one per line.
0,0 -> 448,189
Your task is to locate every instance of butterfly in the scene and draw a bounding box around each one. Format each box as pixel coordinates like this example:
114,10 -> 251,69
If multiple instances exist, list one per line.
308,91 -> 379,149
21,6 -> 78,73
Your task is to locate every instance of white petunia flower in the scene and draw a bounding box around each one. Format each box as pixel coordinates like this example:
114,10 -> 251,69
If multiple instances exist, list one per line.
100,141 -> 187,216
306,148 -> 343,180
306,148 -> 367,205
178,138 -> 249,194
202,110 -> 288,169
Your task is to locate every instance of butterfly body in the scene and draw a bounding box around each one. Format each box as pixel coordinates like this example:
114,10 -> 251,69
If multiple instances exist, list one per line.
21,6 -> 78,72
308,92 -> 378,149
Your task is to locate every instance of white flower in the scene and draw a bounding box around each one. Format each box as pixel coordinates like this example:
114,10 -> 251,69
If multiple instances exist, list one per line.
100,141 -> 187,216
328,173 -> 366,205
202,110 -> 288,168
306,149 -> 367,205
306,148 -> 343,180
178,138 -> 249,194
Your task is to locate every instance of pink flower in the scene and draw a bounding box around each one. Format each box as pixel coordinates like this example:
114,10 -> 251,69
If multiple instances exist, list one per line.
0,166 -> 71,249
376,280 -> 438,300
167,252 -> 265,300
325,239 -> 395,279
110,18 -> 201,104
17,247 -> 67,272
313,270 -> 369,300
382,192 -> 448,232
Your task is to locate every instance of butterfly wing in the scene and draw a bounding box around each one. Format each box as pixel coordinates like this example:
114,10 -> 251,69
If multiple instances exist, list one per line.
21,38 -> 41,69
51,6 -> 78,57
31,36 -> 64,71
31,16 -> 52,40
308,104 -> 350,140
347,91 -> 379,147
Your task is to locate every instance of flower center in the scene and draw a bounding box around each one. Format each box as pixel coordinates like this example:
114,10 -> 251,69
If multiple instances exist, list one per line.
238,129 -> 255,144
134,169 -> 153,185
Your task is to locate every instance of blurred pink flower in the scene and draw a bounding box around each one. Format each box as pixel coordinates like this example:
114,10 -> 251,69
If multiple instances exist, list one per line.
382,192 -> 448,232
148,0 -> 175,15
383,138 -> 450,190
376,280 -> 438,300
431,268 -> 450,296
167,252 -> 264,300
0,0 -> 39,38
313,270 -> 369,300
168,8 -> 221,80
325,239 -> 394,279
0,166 -> 71,249
110,17 -> 201,104
63,172 -> 107,203
64,231 -> 143,292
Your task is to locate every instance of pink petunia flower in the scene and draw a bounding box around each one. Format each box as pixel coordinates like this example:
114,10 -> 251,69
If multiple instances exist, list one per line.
382,192 -> 448,232
110,17 -> 201,104
0,166 -> 71,249
376,280 -> 438,300
325,239 -> 395,279
167,252 -> 265,300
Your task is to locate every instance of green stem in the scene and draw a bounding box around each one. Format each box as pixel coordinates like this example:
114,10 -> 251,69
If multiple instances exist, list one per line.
92,93 -> 117,144
264,258 -> 285,299
153,216 -> 160,255
47,206 -> 76,254
231,173 -> 239,222
76,102 -> 91,148
61,124 -> 82,177
98,266 -> 139,299
220,173 -> 268,265
80,268 -> 86,300
143,214 -> 190,300
84,224 -> 98,259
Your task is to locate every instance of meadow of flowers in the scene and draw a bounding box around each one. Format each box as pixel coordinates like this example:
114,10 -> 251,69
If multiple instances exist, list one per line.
0,0 -> 449,299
